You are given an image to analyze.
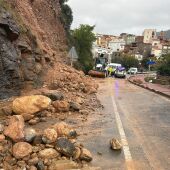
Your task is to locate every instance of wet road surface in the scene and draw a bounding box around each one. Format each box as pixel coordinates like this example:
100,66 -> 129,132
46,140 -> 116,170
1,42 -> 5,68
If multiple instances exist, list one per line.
77,78 -> 170,170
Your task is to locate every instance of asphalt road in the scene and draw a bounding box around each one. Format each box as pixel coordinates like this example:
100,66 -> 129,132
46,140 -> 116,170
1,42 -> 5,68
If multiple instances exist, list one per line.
78,78 -> 170,170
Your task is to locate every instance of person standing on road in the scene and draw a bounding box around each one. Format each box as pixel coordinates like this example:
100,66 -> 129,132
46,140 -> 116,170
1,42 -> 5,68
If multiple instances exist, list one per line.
108,66 -> 113,77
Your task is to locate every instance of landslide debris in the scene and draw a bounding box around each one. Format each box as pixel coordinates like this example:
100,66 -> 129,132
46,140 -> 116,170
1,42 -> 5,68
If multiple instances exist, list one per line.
0,1 -> 102,169
0,114 -> 95,170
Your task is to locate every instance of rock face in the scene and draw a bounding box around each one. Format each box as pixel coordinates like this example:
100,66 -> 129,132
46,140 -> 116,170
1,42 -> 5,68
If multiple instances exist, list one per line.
0,7 -> 20,41
0,7 -> 21,99
12,95 -> 51,115
0,0 -> 67,99
4,115 -> 25,142
12,142 -> 32,159
55,137 -> 76,157
0,7 -> 45,99
110,138 -> 122,150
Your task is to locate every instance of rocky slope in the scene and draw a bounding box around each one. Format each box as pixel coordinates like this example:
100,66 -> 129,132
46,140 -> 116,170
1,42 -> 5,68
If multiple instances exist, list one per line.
0,1 -> 102,169
0,0 -> 68,99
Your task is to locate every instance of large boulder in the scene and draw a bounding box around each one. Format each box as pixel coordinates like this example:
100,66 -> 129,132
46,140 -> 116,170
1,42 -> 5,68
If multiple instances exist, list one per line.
48,160 -> 79,170
42,128 -> 57,144
4,115 -> 25,142
55,137 -> 76,157
52,101 -> 70,112
12,142 -> 32,159
39,148 -> 60,159
12,95 -> 51,115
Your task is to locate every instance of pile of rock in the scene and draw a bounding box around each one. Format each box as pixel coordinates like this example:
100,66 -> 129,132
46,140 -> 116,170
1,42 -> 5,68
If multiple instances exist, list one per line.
46,63 -> 99,95
7,94 -> 87,124
0,116 -> 93,170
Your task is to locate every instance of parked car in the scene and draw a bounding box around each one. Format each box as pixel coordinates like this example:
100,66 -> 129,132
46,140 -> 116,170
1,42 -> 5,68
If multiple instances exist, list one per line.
127,67 -> 138,74
115,67 -> 126,78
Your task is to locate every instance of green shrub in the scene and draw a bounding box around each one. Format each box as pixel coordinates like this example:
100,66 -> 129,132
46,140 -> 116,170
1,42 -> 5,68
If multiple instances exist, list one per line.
112,55 -> 139,69
158,54 -> 170,76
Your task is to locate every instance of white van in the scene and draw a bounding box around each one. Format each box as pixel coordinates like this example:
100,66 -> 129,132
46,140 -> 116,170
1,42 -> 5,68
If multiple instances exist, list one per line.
127,67 -> 138,74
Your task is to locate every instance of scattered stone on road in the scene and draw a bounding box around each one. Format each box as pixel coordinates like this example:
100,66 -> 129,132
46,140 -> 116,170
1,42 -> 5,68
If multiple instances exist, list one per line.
110,138 -> 122,150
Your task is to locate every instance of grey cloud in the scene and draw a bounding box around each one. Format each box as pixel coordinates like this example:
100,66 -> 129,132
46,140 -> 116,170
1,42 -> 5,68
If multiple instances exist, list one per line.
67,0 -> 170,35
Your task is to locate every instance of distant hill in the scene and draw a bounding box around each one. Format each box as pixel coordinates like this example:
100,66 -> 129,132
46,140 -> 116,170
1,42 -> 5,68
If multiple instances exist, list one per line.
157,30 -> 170,39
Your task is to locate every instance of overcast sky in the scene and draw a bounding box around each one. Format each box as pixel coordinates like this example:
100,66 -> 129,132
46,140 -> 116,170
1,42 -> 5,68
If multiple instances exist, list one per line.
67,0 -> 170,35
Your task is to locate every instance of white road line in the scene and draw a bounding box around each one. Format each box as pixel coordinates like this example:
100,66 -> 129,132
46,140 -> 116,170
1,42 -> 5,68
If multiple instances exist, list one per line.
111,95 -> 135,170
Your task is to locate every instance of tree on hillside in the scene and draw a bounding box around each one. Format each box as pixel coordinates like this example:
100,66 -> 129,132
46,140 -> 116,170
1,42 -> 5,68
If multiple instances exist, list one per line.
158,54 -> 170,76
72,24 -> 96,73
141,57 -> 150,69
122,55 -> 139,69
59,0 -> 73,31
112,54 -> 139,69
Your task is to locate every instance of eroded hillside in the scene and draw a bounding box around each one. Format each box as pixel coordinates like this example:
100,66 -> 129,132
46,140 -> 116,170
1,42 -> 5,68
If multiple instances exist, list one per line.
0,0 -> 68,99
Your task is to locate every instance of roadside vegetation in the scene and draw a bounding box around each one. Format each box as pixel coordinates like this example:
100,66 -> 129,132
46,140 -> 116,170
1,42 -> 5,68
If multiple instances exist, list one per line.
59,1 -> 96,74
157,54 -> 170,76
111,54 -> 139,70
59,0 -> 73,32
71,25 -> 96,74
143,54 -> 170,85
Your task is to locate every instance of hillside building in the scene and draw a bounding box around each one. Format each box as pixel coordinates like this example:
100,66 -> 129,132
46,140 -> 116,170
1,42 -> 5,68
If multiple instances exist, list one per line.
143,29 -> 157,44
